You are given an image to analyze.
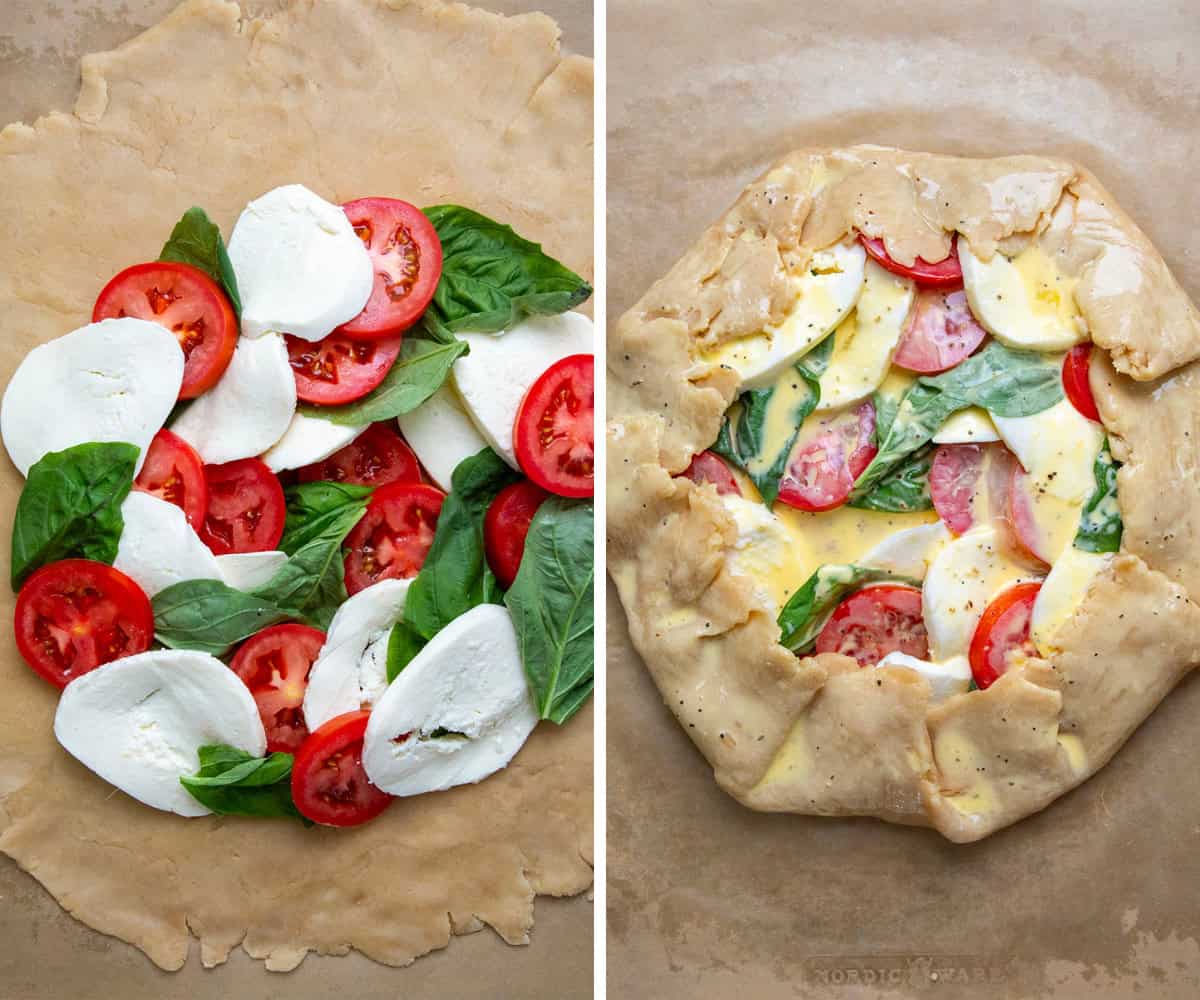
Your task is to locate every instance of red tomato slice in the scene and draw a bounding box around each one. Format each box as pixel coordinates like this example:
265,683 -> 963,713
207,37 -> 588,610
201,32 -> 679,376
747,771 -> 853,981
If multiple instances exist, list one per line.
814,584 -> 929,667
1006,463 -> 1056,566
286,332 -> 402,405
336,198 -> 443,340
92,261 -> 238,399
133,429 -> 209,532
680,451 -> 741,496
484,480 -> 550,590
229,624 -> 326,753
930,444 -> 985,535
291,710 -> 392,827
860,234 -> 963,287
14,559 -> 153,688
1062,343 -> 1100,421
969,582 -> 1042,689
514,354 -> 594,498
776,401 -> 877,513
297,423 -> 421,487
892,288 -> 988,374
343,482 -> 445,595
199,458 -> 286,555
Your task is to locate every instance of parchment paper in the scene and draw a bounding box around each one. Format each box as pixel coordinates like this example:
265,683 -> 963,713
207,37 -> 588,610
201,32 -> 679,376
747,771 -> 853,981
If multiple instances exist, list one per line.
0,0 -> 593,993
607,2 -> 1200,997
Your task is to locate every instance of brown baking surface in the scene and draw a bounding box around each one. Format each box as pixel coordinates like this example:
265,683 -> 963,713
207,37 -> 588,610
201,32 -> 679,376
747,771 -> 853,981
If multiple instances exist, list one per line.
607,2 -> 1200,997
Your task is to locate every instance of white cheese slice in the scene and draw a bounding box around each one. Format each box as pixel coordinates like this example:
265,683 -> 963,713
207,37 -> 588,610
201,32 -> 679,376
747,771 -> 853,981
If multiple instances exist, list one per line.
990,398 -> 1105,504
1,317 -> 183,477
362,604 -> 538,796
395,383 -> 489,491
53,650 -> 266,816
112,492 -> 222,597
877,651 -> 972,702
262,411 -> 367,472
228,184 -> 373,342
453,311 -> 593,469
1031,547 -> 1113,655
171,332 -> 297,465
215,551 -> 288,592
720,494 -> 797,611
859,521 -> 951,581
932,407 -> 1001,444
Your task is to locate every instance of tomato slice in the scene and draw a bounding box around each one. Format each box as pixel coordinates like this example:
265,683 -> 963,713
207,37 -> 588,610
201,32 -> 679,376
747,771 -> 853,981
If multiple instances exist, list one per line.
343,482 -> 445,595
814,584 -> 928,667
776,401 -> 877,513
229,623 -> 326,753
892,288 -> 987,374
199,458 -> 286,555
336,198 -> 443,340
1062,343 -> 1100,421
969,582 -> 1042,689
930,444 -> 985,535
680,451 -> 741,496
92,261 -> 238,399
297,423 -> 421,487
484,480 -> 549,590
291,710 -> 392,827
513,353 -> 594,498
860,234 -> 963,287
14,559 -> 153,688
286,332 -> 402,405
133,429 -> 209,532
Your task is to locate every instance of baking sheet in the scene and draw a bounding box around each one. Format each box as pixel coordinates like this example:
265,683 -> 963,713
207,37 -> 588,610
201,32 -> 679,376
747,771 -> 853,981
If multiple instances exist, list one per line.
0,1 -> 593,997
606,1 -> 1200,997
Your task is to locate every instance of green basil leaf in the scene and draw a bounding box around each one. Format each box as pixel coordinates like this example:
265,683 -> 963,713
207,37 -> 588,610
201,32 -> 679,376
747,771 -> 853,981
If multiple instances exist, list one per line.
799,332 -> 836,378
777,564 -> 917,654
385,620 -> 426,683
871,385 -> 902,448
180,744 -> 303,820
848,444 -> 934,513
424,205 -> 592,333
277,482 -> 374,554
11,442 -> 139,590
405,449 -> 520,640
851,383 -> 961,500
504,497 -> 594,723
159,206 -> 242,318
1074,439 -> 1123,553
920,339 -> 1064,417
152,580 -> 289,657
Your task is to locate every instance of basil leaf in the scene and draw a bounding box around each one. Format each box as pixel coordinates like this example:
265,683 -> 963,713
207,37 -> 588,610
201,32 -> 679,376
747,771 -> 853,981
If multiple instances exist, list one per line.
504,498 -> 594,724
777,564 -> 916,654
180,744 -> 304,821
424,205 -> 592,333
800,332 -> 836,378
406,449 -> 520,640
848,444 -> 934,513
152,580 -> 289,657
920,339 -> 1064,417
852,383 -> 961,500
11,442 -> 139,590
299,332 -> 467,426
1074,439 -> 1123,553
159,206 -> 242,318
385,620 -> 426,682
871,386 -> 902,447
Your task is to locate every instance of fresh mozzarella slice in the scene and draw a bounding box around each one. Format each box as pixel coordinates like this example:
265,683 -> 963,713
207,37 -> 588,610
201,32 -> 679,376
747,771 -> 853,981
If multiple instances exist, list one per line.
453,311 -> 593,469
262,411 -> 367,472
54,649 -> 266,816
215,551 -> 288,591
1,318 -> 183,477
960,242 -> 1087,351
859,521 -> 950,580
932,407 -> 1001,444
721,494 -> 799,610
877,651 -> 971,702
112,492 -> 222,597
922,525 -> 1038,661
990,398 -> 1105,503
815,259 -> 914,411
395,383 -> 489,491
302,578 -> 412,731
1031,547 -> 1113,655
228,184 -> 373,342
171,332 -> 297,465
706,240 -> 866,390
362,604 -> 538,796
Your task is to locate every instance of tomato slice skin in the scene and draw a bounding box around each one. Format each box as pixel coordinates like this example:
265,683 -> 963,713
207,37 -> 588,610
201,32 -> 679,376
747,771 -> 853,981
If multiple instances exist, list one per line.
814,584 -> 928,667
930,444 -> 984,535
777,401 -> 877,513
199,458 -> 286,555
336,198 -> 442,340
860,234 -> 963,287
229,623 -> 326,753
892,288 -> 987,374
680,451 -> 741,496
969,582 -> 1042,689
513,353 -> 594,499
15,559 -> 154,688
133,428 -> 209,532
291,710 -> 393,827
484,480 -> 549,590
286,332 -> 402,405
92,261 -> 238,399
297,423 -> 422,487
343,482 -> 445,595
1062,344 -> 1100,421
